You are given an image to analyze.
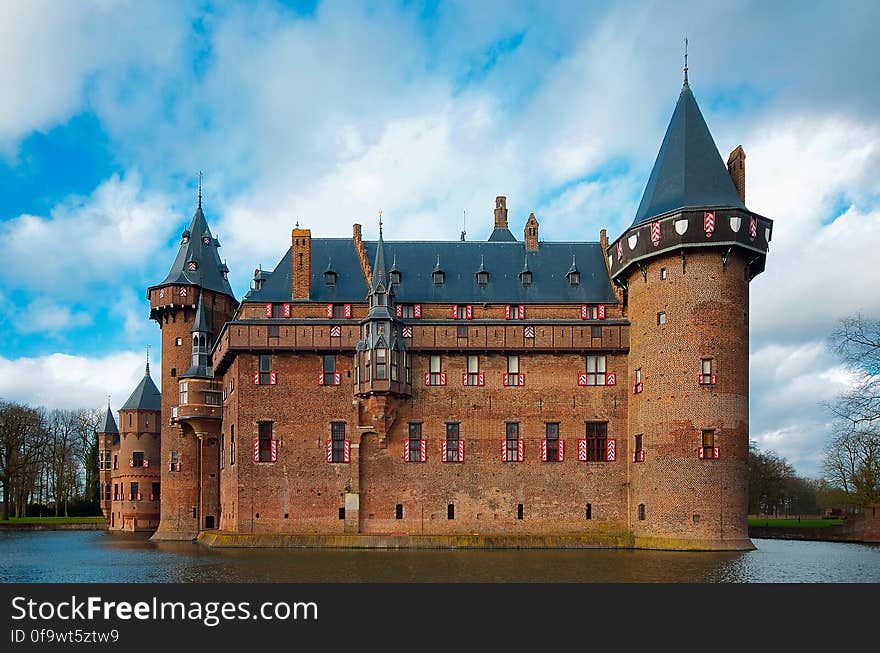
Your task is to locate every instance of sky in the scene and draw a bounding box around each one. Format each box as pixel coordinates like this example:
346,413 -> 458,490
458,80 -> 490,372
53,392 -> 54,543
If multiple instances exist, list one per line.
0,0 -> 878,478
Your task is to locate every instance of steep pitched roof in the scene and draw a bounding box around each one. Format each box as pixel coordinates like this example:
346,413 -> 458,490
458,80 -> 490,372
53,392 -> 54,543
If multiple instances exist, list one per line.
153,205 -> 236,298
632,83 -> 745,227
191,292 -> 211,334
488,227 -> 517,242
246,238 -> 618,305
121,363 -> 161,411
100,406 -> 118,434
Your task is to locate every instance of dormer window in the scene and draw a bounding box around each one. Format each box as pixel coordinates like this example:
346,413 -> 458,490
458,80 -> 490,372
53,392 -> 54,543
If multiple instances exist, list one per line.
390,269 -> 401,285
567,270 -> 580,286
181,229 -> 190,244
433,269 -> 445,285
324,269 -> 337,286
520,270 -> 532,286
476,270 -> 489,286
187,261 -> 198,272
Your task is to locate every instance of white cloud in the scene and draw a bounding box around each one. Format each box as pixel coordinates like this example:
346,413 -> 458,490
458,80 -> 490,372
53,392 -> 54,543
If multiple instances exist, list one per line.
11,298 -> 92,335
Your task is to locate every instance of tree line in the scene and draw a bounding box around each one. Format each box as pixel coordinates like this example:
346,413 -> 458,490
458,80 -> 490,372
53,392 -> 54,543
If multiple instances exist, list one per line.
0,401 -> 102,520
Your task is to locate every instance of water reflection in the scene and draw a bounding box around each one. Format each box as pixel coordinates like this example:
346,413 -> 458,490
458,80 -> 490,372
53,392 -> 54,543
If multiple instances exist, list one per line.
1,531 -> 877,583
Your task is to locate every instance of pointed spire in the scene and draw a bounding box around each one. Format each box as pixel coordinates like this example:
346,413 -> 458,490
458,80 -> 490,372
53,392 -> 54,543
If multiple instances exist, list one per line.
192,292 -> 211,334
101,404 -> 118,434
434,254 -> 441,271
121,360 -> 161,411
567,254 -> 579,275
521,253 -> 531,273
198,171 -> 203,210
683,37 -> 689,87
370,214 -> 388,293
145,344 -> 151,376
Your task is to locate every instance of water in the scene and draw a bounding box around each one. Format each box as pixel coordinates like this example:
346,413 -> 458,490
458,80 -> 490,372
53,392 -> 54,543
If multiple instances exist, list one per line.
1,531 -> 878,582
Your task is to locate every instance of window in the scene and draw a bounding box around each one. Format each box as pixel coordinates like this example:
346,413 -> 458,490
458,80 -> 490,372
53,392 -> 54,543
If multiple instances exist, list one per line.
506,356 -> 522,386
389,269 -> 401,285
517,503 -> 524,520
324,355 -> 337,385
130,482 -> 139,501
660,267 -> 668,280
396,504 -> 404,519
268,324 -> 280,337
220,433 -> 225,470
433,270 -> 445,285
702,429 -> 715,459
585,422 -> 608,462
586,355 -> 607,386
407,423 -> 423,462
99,450 -> 112,471
390,349 -> 398,382
448,504 -> 455,520
230,426 -> 235,465
113,483 -> 118,501
586,503 -> 592,520
151,482 -> 160,502
270,303 -> 285,318
404,351 -> 412,384
701,358 -> 715,384
365,350 -> 371,382
178,382 -> 188,405
584,305 -> 598,319
505,422 -> 521,462
332,304 -> 348,319
259,355 -> 272,385
634,433 -> 643,453
230,377 -> 234,393
258,421 -> 274,463
445,423 -> 460,462
132,451 -> 144,468
638,504 -> 646,521
545,423 -> 560,462
176,337 -> 183,346
635,369 -> 642,384
398,304 -> 415,318
568,270 -> 580,286
476,269 -> 489,286
520,270 -> 532,286
324,269 -> 337,286
658,311 -> 667,325
171,368 -> 177,378
113,454 -> 118,470
331,422 -> 347,463
339,507 -> 345,520
170,450 -> 180,472
456,305 -> 469,320
456,325 -> 468,338
430,355 -> 443,386
634,368 -> 643,393
466,355 -> 481,386
506,305 -> 524,320
591,326 -> 602,338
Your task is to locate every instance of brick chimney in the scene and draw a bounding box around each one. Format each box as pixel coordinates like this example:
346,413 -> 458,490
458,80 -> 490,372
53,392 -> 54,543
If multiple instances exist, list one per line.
494,196 -> 508,229
727,145 -> 746,203
524,213 -> 539,250
291,227 -> 311,299
352,223 -> 372,288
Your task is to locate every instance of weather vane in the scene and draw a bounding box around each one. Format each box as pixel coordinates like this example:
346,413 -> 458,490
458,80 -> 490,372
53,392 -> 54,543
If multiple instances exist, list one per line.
198,171 -> 203,209
683,37 -> 689,85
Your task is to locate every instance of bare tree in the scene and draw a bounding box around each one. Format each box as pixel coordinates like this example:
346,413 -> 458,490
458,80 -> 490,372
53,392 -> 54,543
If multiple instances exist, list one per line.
0,401 -> 49,520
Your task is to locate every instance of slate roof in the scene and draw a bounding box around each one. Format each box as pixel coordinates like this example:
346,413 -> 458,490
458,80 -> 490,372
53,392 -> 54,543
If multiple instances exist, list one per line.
191,292 -> 211,334
152,205 -> 236,298
121,363 -> 161,411
488,226 -> 517,242
247,238 -> 618,305
100,406 -> 118,434
632,83 -> 745,227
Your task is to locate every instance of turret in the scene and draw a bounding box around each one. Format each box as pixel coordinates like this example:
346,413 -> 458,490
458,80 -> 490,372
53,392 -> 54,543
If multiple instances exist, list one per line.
609,75 -> 772,550
97,403 -> 118,521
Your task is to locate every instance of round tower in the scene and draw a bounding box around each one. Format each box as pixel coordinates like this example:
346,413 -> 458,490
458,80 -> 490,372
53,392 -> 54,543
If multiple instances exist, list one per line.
148,196 -> 237,541
610,80 -> 772,550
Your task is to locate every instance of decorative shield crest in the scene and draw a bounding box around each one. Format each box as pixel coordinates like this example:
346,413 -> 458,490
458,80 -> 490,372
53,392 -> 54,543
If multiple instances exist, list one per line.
628,233 -> 638,250
674,218 -> 689,235
704,211 -> 715,237
765,227 -> 771,242
616,240 -> 623,261
650,221 -> 661,246
749,217 -> 757,240
608,255 -> 613,269
729,216 -> 741,232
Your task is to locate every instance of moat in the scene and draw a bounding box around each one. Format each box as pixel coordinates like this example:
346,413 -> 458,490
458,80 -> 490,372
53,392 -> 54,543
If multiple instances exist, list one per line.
1,531 -> 878,582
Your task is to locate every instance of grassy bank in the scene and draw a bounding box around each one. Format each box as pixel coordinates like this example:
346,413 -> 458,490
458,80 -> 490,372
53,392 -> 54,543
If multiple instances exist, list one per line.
747,517 -> 843,528
0,516 -> 105,525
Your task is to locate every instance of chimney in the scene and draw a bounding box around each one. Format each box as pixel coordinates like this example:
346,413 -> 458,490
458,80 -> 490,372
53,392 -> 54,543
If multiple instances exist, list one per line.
291,227 -> 311,299
494,196 -> 508,229
727,145 -> 746,203
352,223 -> 372,288
524,213 -> 539,250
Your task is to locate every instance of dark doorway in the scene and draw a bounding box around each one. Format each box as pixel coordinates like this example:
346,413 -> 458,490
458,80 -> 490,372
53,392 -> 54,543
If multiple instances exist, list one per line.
205,515 -> 215,529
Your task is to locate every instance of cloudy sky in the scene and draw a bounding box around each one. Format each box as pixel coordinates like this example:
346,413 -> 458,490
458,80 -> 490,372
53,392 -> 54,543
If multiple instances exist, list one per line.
1,0 -> 878,477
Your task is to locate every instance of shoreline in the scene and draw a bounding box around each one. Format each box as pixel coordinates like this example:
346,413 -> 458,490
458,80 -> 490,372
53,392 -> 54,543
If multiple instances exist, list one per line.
0,520 -> 107,532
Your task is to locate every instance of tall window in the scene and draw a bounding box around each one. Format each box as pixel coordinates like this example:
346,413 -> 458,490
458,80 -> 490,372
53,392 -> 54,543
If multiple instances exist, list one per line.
701,358 -> 713,384
585,422 -> 608,462
505,422 -> 520,462
132,451 -> 144,468
332,304 -> 348,318
445,423 -> 460,462
456,305 -> 468,319
151,482 -> 160,501
404,351 -> 411,384
507,355 -> 521,386
658,311 -> 667,325
130,482 -> 139,501
259,355 -> 272,385
545,423 -> 560,462
258,421 -> 273,463
660,267 -> 668,280
113,454 -> 118,470
634,433 -> 643,453
390,349 -> 398,382
113,483 -> 118,501
638,504 -> 646,521
365,350 -> 372,382
230,425 -> 235,465
376,349 -> 387,379
586,355 -> 607,386
169,451 -> 179,472
467,355 -> 480,385
331,422 -> 346,463
220,434 -> 225,470
398,304 -> 415,318
702,429 -> 715,459
584,305 -> 598,319
408,423 -> 423,462
323,355 -> 337,385
430,355 -> 442,385
99,450 -> 111,471
179,382 -> 188,405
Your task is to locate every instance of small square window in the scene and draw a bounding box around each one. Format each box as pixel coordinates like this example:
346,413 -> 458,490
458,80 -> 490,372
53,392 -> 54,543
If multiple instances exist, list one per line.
660,268 -> 668,280
175,337 -> 183,346
658,312 -> 667,325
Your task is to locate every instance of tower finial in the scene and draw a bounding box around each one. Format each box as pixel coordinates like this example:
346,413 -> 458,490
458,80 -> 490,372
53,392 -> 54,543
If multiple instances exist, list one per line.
683,37 -> 689,86
145,344 -> 151,376
107,394 -> 111,408
378,209 -> 383,238
461,209 -> 467,241
198,171 -> 203,209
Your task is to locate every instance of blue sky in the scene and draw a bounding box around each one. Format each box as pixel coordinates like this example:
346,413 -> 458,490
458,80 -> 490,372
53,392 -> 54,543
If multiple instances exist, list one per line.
1,0 -> 879,478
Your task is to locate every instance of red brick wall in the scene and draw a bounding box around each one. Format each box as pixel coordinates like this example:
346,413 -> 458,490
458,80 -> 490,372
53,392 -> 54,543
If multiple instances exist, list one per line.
108,407 -> 160,531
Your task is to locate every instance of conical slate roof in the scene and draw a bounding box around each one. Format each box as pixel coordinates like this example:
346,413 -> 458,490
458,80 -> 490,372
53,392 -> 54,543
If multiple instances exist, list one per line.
154,205 -> 236,298
632,83 -> 745,227
369,224 -> 389,294
121,363 -> 161,411
488,226 -> 516,242
100,406 -> 118,434
191,292 -> 211,334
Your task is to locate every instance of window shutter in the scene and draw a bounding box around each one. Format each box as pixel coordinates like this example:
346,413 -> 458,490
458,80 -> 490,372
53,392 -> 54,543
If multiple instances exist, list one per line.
462,373 -> 469,386
325,440 -> 333,463
713,447 -> 720,459
414,304 -> 422,318
465,304 -> 473,320
580,304 -> 588,320
403,441 -> 410,462
269,372 -> 277,385
606,372 -> 617,386
129,459 -> 133,468
503,373 -> 509,387
519,373 -> 525,386
505,305 -> 511,320
698,447 -> 705,460
344,304 -> 352,318
452,305 -> 458,319
253,438 -> 260,463
518,305 -> 525,320
265,303 -> 272,318
439,372 -> 447,386
558,439 -> 565,462
143,459 -> 149,468
343,440 -> 351,463
710,373 -> 717,385
597,304 -> 606,319
517,439 -> 524,462
253,371 -> 260,385
326,304 -> 334,318
501,439 -> 507,462
334,373 -> 341,385
396,305 -> 403,318
578,373 -> 588,386
270,439 -> 278,463
318,373 -> 324,386
441,440 -> 448,461
541,439 -> 547,462
424,372 -> 431,386
458,439 -> 464,462
478,372 -> 485,386
605,438 -> 616,462
283,303 -> 291,317
420,439 -> 427,462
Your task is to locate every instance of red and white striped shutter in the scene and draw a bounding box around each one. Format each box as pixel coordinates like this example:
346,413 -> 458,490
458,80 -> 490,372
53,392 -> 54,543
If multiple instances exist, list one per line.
129,459 -> 133,468
518,305 -> 525,320
466,304 -> 473,320
253,371 -> 260,385
505,305 -> 511,320
580,304 -> 588,320
424,372 -> 431,386
452,305 -> 458,319
710,373 -> 717,385
517,439 -> 524,462
420,439 -> 427,462
334,373 -> 341,385
318,373 -> 324,386
439,372 -> 447,386
403,441 -> 410,462
344,304 -> 352,318
501,439 -> 507,461
713,447 -> 720,459
325,440 -> 333,463
270,439 -> 278,463
606,372 -> 617,386
639,449 -> 646,463
578,373 -> 588,386
606,438 -> 616,462
265,303 -> 273,318
441,440 -> 448,461
458,440 -> 464,462
283,303 -> 291,317
396,304 -> 403,318
143,459 -> 149,468
541,440 -> 548,462
558,439 -> 565,462
478,372 -> 485,386
326,303 -> 334,318
698,447 -> 705,460
253,438 -> 260,463
269,372 -> 277,385
462,373 -> 468,386
414,304 -> 422,318
597,304 -> 606,320
503,373 -> 509,387
343,440 -> 351,463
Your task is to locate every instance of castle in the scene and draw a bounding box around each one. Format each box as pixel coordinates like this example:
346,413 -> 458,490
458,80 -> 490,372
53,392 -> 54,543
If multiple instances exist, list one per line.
98,76 -> 772,550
